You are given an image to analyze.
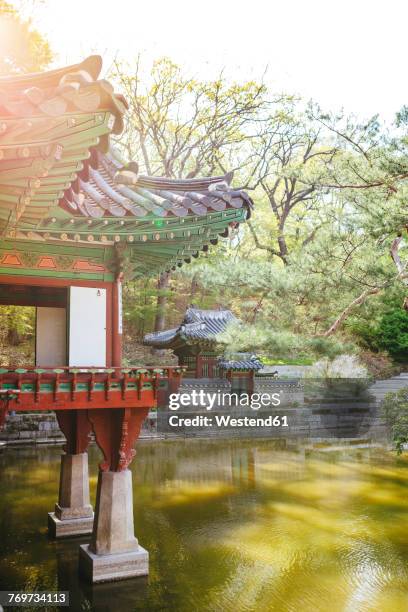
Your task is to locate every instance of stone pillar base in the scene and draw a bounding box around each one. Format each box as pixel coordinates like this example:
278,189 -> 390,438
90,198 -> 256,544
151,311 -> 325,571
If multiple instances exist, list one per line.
78,469 -> 149,582
49,452 -> 93,538
48,512 -> 94,538
90,469 -> 139,555
79,543 -> 148,583
55,502 -> 93,521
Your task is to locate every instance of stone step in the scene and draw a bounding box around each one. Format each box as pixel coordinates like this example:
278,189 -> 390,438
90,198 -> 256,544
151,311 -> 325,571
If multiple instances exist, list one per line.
371,379 -> 408,386
371,385 -> 408,388
368,376 -> 408,404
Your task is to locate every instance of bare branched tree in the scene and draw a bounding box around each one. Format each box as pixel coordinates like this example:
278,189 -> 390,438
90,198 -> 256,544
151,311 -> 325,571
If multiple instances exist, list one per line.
111,56 -> 267,179
245,103 -> 337,264
110,56 -> 268,331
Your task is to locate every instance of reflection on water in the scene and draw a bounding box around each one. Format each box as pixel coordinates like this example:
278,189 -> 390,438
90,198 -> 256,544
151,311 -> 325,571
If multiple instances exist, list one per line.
1,440 -> 408,611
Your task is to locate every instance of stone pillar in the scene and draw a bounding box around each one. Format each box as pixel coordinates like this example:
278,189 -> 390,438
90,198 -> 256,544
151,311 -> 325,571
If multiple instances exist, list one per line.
79,407 -> 149,583
79,470 -> 148,582
48,453 -> 94,538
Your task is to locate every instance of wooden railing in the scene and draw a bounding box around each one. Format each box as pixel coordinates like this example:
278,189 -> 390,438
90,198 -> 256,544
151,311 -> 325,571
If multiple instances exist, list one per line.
0,366 -> 186,413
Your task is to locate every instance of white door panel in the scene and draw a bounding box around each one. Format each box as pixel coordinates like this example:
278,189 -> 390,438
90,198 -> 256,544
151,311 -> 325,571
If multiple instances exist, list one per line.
69,286 -> 106,367
36,307 -> 67,366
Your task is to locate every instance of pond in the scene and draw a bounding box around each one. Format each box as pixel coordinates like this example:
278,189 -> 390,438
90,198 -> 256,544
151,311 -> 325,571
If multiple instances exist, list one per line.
1,440 -> 408,611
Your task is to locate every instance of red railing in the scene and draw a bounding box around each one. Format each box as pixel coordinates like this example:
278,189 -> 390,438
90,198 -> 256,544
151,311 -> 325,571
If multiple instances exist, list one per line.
0,366 -> 185,413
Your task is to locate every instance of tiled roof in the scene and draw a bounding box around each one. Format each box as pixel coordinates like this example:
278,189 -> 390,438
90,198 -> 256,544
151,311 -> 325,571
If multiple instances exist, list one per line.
62,149 -> 253,219
144,307 -> 238,348
0,57 -> 255,279
0,55 -> 126,131
0,56 -> 127,233
144,326 -> 180,346
218,353 -> 263,371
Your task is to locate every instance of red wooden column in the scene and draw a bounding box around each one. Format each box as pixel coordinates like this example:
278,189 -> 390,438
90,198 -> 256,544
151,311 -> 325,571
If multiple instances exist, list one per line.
249,371 -> 255,395
195,352 -> 203,378
168,369 -> 182,395
112,273 -> 123,368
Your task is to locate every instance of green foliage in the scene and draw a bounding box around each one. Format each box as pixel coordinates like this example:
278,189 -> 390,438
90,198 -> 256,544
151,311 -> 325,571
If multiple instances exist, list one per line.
382,388 -> 408,454
123,280 -> 163,340
112,56 -> 408,364
111,56 -> 266,179
347,291 -> 408,362
123,277 -> 182,340
0,1 -> 52,74
346,319 -> 379,351
216,320 -> 351,362
261,357 -> 314,366
0,305 -> 34,343
0,305 -> 35,365
376,310 -> 408,362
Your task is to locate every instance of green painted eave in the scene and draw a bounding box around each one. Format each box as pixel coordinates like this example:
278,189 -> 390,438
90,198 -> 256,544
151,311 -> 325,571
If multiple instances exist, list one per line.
0,110 -> 116,234
0,238 -> 115,281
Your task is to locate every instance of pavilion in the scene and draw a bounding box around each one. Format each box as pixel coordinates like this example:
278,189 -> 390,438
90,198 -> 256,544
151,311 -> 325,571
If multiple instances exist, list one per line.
0,56 -> 254,582
144,306 -> 262,394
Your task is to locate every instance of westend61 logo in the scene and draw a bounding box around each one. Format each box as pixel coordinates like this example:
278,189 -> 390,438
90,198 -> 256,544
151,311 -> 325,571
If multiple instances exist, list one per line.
160,391 -> 289,430
168,390 -> 282,411
165,390 -> 288,429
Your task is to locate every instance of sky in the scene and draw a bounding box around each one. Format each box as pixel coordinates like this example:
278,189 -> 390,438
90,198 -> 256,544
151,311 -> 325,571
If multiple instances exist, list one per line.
20,0 -> 408,122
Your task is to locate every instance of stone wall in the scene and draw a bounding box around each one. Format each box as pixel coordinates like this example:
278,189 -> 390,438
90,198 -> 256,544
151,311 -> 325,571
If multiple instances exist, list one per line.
156,376 -> 389,441
0,411 -> 157,445
0,412 -> 64,444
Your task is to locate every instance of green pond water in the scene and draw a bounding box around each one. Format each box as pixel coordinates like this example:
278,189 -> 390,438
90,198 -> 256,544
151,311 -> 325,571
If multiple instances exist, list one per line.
1,440 -> 408,611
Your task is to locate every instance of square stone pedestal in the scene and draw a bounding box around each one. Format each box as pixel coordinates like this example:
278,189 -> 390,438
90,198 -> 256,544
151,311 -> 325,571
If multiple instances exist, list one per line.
79,543 -> 149,583
48,512 -> 94,538
49,452 -> 94,538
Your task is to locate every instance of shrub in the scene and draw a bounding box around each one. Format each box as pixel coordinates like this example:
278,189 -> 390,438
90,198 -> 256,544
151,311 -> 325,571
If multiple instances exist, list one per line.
382,388 -> 408,454
376,310 -> 408,362
306,354 -> 368,379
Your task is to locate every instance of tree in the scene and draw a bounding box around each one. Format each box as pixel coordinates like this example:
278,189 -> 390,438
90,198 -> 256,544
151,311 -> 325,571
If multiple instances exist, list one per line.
0,1 -> 52,74
308,105 -> 408,299
110,57 -> 407,365
375,310 -> 408,362
153,272 -> 170,333
244,101 -> 337,264
111,56 -> 267,179
238,102 -> 408,342
176,104 -> 408,358
111,56 -> 267,331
